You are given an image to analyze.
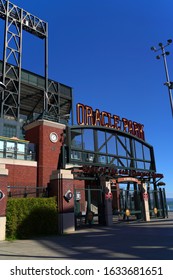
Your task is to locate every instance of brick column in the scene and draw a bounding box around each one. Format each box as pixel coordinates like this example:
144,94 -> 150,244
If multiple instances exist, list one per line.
49,169 -> 75,233
0,164 -> 8,240
24,120 -> 65,188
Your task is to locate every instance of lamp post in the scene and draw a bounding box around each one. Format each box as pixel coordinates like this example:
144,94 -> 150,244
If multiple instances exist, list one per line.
151,39 -> 173,118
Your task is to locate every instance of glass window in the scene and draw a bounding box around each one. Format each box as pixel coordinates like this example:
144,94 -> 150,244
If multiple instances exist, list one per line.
97,130 -> 106,153
106,133 -> 117,155
134,140 -> 143,159
136,160 -> 145,170
71,129 -> 82,149
0,140 -> 4,158
98,155 -> 107,164
117,136 -> 126,156
85,152 -> 94,163
71,150 -> 82,161
143,145 -> 151,161
17,143 -> 25,160
83,129 -> 94,151
125,138 -> 131,157
108,156 -> 118,166
6,141 -> 15,158
118,157 -> 127,168
3,124 -> 17,138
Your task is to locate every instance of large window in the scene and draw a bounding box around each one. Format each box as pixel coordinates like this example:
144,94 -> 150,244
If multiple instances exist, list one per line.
0,137 -> 36,161
68,126 -> 155,172
3,124 -> 17,138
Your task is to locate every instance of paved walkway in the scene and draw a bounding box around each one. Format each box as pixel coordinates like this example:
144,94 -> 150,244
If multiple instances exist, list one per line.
0,213 -> 173,260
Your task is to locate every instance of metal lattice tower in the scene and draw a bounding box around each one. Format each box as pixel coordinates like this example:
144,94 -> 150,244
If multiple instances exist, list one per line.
0,0 -> 48,121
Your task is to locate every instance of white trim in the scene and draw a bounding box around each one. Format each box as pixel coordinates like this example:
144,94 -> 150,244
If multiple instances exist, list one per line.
24,119 -> 66,131
50,169 -> 74,180
0,158 -> 37,167
0,217 -> 6,241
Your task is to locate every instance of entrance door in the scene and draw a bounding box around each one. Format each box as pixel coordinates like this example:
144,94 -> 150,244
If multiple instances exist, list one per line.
74,186 -> 105,228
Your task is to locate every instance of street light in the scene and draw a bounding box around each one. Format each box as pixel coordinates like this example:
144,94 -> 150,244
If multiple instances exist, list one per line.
151,39 -> 173,118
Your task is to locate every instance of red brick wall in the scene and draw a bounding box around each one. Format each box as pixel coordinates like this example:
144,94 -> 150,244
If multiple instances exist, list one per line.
49,176 -> 85,214
25,121 -> 65,188
6,164 -> 37,187
4,164 -> 37,197
0,175 -> 8,216
38,124 -> 63,187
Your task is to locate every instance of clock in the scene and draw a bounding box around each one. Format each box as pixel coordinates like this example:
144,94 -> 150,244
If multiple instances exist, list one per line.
50,132 -> 58,143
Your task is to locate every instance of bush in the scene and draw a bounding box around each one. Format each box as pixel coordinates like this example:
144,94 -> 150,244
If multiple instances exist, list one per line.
6,197 -> 58,239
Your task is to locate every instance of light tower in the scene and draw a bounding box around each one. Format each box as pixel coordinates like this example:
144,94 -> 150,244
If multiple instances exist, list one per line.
0,0 -> 48,120
151,39 -> 173,118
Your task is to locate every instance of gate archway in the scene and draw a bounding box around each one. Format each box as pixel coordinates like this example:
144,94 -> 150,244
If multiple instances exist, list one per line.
111,177 -> 168,222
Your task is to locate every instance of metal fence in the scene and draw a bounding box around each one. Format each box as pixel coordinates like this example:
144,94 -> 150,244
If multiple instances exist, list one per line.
7,186 -> 48,198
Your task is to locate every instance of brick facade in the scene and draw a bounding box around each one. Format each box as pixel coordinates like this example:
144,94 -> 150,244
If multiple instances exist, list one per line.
25,120 -> 65,188
0,175 -> 8,216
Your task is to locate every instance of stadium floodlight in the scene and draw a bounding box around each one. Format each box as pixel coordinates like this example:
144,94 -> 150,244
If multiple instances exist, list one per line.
167,39 -> 172,44
0,81 -> 6,91
151,46 -> 156,51
151,39 -> 173,118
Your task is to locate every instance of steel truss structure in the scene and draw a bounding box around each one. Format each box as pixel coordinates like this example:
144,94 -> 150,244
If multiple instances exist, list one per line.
65,125 -> 160,183
0,1 -> 72,134
0,0 -> 48,120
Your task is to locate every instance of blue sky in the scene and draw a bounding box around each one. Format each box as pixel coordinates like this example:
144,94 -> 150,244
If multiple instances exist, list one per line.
0,0 -> 173,197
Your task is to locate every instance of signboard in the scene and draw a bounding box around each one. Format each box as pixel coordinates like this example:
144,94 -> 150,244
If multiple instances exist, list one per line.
105,192 -> 113,200
143,193 -> 148,201
76,103 -> 145,140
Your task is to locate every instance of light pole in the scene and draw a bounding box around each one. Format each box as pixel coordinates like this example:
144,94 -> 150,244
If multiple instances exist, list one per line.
151,39 -> 173,118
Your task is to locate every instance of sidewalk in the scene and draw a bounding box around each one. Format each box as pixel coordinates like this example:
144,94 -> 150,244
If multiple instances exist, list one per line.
0,213 -> 173,260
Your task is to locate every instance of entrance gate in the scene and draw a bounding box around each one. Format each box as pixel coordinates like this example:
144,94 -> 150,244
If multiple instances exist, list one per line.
148,188 -> 168,218
72,170 -> 168,229
112,184 -> 143,222
74,187 -> 105,228
112,184 -> 168,222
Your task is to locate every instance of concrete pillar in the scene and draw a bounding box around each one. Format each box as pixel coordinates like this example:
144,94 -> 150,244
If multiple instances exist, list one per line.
50,169 -> 75,234
141,182 -> 150,222
0,164 -> 8,240
105,181 -> 113,226
100,177 -> 113,226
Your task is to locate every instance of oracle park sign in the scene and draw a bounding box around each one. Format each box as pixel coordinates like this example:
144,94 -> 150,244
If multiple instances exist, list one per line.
76,103 -> 145,140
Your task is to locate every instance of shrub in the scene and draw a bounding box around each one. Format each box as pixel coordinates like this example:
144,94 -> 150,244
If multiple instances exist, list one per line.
6,197 -> 58,239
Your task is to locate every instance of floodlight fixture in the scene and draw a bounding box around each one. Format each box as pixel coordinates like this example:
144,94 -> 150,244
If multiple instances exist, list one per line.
167,39 -> 172,44
151,46 -> 156,51
158,42 -> 163,47
164,81 -> 173,89
165,51 -> 170,56
0,81 -> 6,91
156,55 -> 160,59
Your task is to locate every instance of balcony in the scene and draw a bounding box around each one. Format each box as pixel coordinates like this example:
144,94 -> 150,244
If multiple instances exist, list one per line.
0,136 -> 36,161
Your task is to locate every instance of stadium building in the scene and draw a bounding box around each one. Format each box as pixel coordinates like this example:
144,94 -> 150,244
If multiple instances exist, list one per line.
0,1 -> 168,239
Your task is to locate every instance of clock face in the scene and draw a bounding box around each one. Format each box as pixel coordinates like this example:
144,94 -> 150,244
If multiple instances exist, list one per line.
50,132 -> 58,143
